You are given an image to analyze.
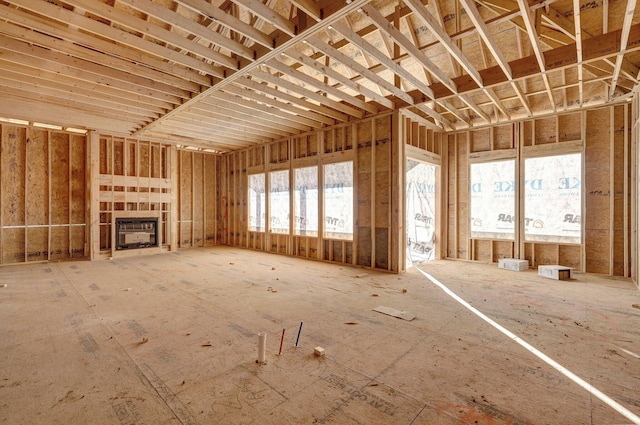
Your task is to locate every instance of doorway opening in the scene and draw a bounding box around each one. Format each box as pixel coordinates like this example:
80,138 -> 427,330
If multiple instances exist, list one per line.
406,159 -> 437,267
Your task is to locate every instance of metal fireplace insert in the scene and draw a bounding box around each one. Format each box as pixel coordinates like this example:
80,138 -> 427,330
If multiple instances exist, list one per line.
115,217 -> 158,250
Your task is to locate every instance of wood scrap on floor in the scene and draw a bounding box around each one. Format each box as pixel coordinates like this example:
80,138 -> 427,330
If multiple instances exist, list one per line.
373,306 -> 415,321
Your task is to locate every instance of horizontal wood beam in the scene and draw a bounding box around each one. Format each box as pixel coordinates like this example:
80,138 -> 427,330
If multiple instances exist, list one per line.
428,23 -> 640,100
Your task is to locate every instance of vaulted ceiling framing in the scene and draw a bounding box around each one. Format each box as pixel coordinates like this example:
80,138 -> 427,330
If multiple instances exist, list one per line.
0,0 -> 638,152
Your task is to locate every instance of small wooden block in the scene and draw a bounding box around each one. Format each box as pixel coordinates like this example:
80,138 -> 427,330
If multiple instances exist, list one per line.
314,346 -> 325,357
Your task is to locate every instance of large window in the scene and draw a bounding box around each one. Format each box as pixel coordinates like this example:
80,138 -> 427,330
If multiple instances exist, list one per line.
270,170 -> 289,234
524,153 -> 581,244
323,161 -> 353,240
470,160 -> 516,240
294,166 -> 318,236
248,173 -> 265,232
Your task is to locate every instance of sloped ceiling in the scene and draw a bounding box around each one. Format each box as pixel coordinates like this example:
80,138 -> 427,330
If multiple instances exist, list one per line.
0,0 -> 638,152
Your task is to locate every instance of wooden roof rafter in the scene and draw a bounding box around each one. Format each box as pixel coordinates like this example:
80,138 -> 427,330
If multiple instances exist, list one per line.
516,0 -> 556,111
404,0 -> 518,121
304,35 -> 414,105
174,0 -> 274,48
249,66 -> 364,118
359,4 -> 472,126
0,0 -> 638,149
331,20 -> 452,127
133,0 -> 375,139
282,46 -> 395,109
572,0 -> 584,105
608,0 -> 638,99
229,0 -> 296,36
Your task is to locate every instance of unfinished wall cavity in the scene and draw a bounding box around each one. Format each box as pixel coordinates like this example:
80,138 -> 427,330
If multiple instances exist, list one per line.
177,149 -> 217,248
0,123 -> 86,264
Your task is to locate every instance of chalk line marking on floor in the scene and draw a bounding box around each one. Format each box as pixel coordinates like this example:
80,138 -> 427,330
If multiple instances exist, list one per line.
616,346 -> 640,360
417,268 -> 640,425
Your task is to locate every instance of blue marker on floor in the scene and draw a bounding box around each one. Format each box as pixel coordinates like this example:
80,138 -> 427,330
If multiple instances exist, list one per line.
295,321 -> 303,347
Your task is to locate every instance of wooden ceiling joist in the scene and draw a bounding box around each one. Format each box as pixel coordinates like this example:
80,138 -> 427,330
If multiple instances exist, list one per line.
266,57 -> 376,114
118,0 -> 256,60
304,36 -> 415,105
249,67 -> 361,119
174,0 -> 274,48
283,47 -> 395,109
229,0 -> 296,36
0,0 -> 636,146
235,75 -> 348,122
608,0 -> 638,98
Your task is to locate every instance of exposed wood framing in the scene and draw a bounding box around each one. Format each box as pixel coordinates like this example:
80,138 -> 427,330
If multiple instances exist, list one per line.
444,104 -> 633,276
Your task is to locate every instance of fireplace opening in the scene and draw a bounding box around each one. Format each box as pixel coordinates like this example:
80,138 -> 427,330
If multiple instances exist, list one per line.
115,218 -> 158,250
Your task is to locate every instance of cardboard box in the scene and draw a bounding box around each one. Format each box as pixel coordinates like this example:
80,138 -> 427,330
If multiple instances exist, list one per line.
498,258 -> 529,271
538,265 -> 574,280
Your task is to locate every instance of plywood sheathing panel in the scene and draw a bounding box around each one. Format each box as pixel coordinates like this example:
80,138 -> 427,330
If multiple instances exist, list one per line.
26,227 -> 47,262
179,150 -> 193,247
357,226 -> 372,267
192,153 -> 204,247
51,133 -> 70,227
524,242 -> 534,266
99,137 -> 111,175
50,226 -> 69,261
523,121 -> 533,147
139,143 -> 150,178
215,155 -> 227,245
493,125 -> 513,150
356,120 -> 373,268
70,135 -> 86,257
357,171 -> 371,227
471,128 -> 491,153
446,134 -> 457,258
26,128 -> 48,227
534,117 -> 556,145
558,113 -> 582,142
473,239 -> 492,262
534,243 -> 559,266
127,141 -> 136,177
612,106 -> 628,276
2,126 -> 26,227
2,228 -> 24,264
70,135 -> 86,224
456,133 -> 469,259
493,240 -> 514,263
204,154 -> 216,246
559,245 -> 581,270
114,139 -> 124,177
585,107 -> 611,274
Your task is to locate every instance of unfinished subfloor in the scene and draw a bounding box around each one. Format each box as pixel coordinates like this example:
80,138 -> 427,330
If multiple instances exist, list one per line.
1,247 -> 639,425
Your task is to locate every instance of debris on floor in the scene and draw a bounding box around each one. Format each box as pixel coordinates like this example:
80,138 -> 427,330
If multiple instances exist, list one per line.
373,306 -> 416,321
314,346 -> 325,357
